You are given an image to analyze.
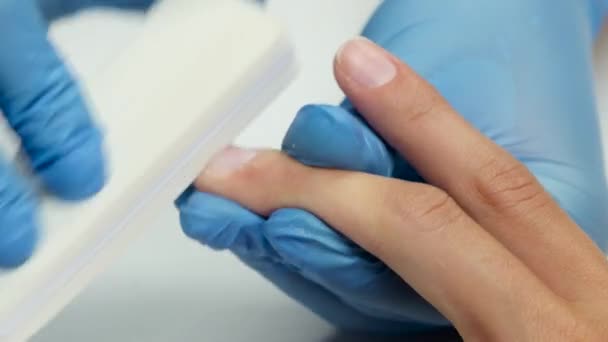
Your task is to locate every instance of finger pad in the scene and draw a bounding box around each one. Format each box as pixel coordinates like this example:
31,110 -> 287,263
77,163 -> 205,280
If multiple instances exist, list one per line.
0,213 -> 38,268
37,135 -> 106,200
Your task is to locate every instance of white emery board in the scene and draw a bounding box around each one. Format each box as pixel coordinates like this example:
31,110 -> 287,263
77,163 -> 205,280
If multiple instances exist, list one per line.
0,0 -> 296,340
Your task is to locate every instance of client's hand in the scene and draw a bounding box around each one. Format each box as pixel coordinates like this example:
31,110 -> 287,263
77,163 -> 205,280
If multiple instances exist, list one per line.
177,0 -> 608,333
194,38 -> 608,341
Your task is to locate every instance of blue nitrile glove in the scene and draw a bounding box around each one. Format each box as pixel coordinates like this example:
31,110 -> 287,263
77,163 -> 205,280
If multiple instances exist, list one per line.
0,0 -> 154,269
177,0 -> 608,334
37,0 -> 154,21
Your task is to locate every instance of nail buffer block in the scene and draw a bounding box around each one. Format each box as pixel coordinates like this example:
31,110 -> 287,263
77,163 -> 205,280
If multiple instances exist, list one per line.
0,1 -> 296,340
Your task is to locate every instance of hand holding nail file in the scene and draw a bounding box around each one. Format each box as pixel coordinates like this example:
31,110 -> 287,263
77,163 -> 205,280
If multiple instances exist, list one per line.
0,0 -> 295,340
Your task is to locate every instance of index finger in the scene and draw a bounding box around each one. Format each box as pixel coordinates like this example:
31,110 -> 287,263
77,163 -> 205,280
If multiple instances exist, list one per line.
333,37 -> 608,302
195,148 -> 567,341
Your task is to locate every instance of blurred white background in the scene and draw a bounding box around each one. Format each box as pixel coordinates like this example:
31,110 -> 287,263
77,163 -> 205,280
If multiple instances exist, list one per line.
32,1 -> 607,341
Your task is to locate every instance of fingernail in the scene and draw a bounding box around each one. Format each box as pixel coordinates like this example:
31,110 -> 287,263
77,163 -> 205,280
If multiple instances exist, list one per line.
337,37 -> 396,88
204,146 -> 257,178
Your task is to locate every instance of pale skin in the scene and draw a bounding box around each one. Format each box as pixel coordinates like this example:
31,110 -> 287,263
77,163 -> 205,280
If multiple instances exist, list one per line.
195,37 -> 608,341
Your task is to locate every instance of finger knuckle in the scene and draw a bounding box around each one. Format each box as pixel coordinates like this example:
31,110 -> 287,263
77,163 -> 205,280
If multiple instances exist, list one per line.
474,158 -> 549,213
239,152 -> 296,184
519,299 -> 604,342
398,77 -> 444,127
386,184 -> 463,235
552,313 -> 600,342
234,152 -> 303,215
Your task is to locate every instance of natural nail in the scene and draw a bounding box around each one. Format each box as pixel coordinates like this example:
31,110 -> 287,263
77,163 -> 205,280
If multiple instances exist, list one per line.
203,146 -> 257,178
336,37 -> 397,88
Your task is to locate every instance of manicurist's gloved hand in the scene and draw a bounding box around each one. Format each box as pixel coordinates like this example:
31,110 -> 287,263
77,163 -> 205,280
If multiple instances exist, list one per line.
0,0 -> 153,268
177,0 -> 608,334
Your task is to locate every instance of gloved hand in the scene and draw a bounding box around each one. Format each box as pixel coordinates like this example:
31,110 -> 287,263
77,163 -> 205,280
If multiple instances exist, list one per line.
177,0 -> 608,334
0,0 -> 153,268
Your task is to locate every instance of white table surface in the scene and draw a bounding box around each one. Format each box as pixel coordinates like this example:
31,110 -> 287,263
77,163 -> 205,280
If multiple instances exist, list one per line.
32,2 -> 607,341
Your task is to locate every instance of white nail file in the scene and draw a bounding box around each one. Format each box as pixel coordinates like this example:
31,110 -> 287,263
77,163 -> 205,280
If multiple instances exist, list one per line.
0,0 -> 296,340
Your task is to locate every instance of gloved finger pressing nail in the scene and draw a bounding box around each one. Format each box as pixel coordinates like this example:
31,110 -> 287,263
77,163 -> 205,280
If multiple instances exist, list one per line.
282,104 -> 393,177
0,0 -> 106,200
338,98 -> 423,182
0,159 -> 38,268
264,208 -> 446,327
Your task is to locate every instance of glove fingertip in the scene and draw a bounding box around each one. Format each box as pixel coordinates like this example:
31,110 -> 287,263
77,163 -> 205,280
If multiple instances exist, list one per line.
39,0 -> 156,21
282,104 -> 393,176
178,209 -> 236,249
0,219 -> 38,268
281,104 -> 335,164
38,130 -> 106,200
0,184 -> 39,268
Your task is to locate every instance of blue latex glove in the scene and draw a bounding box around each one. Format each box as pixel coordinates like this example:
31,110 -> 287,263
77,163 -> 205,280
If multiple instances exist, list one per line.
0,0 -> 153,268
177,0 -> 608,334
